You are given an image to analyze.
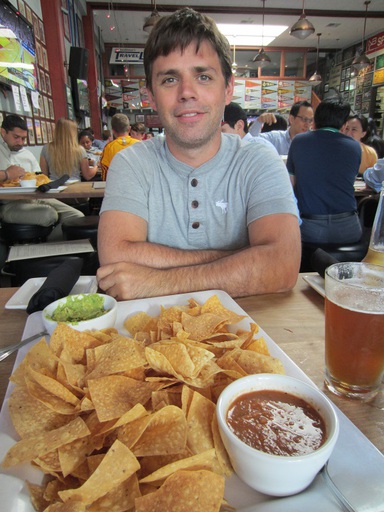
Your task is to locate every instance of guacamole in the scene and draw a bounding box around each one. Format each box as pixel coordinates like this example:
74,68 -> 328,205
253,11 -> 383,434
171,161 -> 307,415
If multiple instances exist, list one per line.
49,294 -> 109,324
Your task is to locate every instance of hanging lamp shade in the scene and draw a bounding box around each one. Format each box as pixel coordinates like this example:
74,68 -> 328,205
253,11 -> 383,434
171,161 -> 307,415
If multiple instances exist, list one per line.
253,0 -> 271,67
308,33 -> 322,86
352,1 -> 371,71
253,48 -> 271,67
143,1 -> 161,33
290,0 -> 315,39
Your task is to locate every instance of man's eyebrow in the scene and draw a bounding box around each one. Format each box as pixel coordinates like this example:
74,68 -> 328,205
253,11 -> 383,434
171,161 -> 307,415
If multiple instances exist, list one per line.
155,65 -> 217,78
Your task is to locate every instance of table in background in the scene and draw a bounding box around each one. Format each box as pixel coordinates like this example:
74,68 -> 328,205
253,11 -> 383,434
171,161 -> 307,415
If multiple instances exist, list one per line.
0,275 -> 383,454
0,181 -> 105,201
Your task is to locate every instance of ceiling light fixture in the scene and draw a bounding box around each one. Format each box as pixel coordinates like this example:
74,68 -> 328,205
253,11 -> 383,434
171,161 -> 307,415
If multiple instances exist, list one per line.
289,0 -> 315,39
308,33 -> 322,86
352,1 -> 371,72
232,36 -> 238,75
143,0 -> 161,33
253,0 -> 271,67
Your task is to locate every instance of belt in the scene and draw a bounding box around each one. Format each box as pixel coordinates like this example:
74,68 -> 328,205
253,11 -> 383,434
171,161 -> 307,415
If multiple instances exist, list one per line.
301,211 -> 357,220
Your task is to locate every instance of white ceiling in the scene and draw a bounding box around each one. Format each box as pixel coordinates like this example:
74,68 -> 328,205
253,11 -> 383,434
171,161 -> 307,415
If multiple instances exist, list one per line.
88,0 -> 384,52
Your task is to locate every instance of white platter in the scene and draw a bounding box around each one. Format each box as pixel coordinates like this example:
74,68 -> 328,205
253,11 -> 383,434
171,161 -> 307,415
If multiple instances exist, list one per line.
65,179 -> 80,185
0,187 -> 36,193
46,186 -> 67,193
302,274 -> 325,298
5,276 -> 98,310
1,290 -> 383,511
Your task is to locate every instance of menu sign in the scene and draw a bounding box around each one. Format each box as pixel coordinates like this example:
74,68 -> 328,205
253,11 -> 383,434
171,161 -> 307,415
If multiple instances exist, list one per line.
366,31 -> 384,55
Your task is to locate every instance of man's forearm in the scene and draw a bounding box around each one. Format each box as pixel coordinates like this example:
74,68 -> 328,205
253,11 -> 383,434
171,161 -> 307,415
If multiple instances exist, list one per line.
99,240 -> 236,268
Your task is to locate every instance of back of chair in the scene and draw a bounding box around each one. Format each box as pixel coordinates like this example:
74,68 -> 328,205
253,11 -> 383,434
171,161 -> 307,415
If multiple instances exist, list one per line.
358,195 -> 380,229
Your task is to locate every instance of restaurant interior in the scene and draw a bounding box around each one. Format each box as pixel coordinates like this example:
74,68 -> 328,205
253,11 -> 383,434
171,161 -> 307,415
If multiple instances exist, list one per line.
0,1 -> 384,510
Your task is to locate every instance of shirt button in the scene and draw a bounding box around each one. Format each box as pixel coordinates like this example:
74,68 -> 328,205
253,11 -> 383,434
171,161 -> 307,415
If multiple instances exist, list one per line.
192,222 -> 200,229
191,178 -> 198,187
191,200 -> 199,208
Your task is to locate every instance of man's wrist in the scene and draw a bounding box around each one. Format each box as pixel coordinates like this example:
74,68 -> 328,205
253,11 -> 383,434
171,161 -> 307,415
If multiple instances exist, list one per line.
0,169 -> 9,182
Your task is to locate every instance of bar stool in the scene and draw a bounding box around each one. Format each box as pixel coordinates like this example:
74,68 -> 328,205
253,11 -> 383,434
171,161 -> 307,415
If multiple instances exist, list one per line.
300,239 -> 369,273
0,222 -> 55,244
61,215 -> 100,246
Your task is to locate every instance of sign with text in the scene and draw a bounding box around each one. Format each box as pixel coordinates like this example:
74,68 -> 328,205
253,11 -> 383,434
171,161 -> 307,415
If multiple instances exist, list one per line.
367,32 -> 384,55
110,48 -> 144,65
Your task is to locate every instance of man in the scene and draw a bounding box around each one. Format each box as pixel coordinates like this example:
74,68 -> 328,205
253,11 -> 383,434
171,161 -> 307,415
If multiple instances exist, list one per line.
96,8 -> 300,300
249,101 -> 314,155
100,114 -> 139,180
0,114 -> 83,241
287,97 -> 362,245
130,122 -> 146,141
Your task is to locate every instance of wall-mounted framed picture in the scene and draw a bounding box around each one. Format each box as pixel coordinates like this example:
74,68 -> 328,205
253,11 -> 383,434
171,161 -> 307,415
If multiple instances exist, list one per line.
48,98 -> 54,120
38,18 -> 45,44
76,15 -> 84,47
344,79 -> 350,91
62,10 -> 71,42
39,68 -> 46,93
34,119 -> 42,144
42,47 -> 49,71
43,96 -> 49,119
324,83 -> 329,93
17,0 -> 26,18
345,67 -> 351,79
340,81 -> 345,92
25,5 -> 32,24
26,117 -> 35,145
38,94 -> 45,118
32,12 -> 40,40
46,121 -> 53,142
41,120 -> 47,144
135,114 -> 145,123
45,72 -> 51,96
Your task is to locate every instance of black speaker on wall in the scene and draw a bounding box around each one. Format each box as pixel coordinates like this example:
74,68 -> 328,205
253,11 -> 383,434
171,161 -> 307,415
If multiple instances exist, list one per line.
68,47 -> 89,80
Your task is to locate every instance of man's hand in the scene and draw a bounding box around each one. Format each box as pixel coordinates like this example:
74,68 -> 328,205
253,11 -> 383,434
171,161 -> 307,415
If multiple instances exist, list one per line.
97,261 -> 163,300
6,165 -> 26,180
257,113 -> 277,126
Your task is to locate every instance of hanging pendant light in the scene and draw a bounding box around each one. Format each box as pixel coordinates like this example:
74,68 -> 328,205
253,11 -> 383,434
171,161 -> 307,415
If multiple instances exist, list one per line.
253,0 -> 271,67
231,36 -> 238,75
308,33 -> 322,86
289,0 -> 315,40
352,1 -> 371,72
143,0 -> 161,33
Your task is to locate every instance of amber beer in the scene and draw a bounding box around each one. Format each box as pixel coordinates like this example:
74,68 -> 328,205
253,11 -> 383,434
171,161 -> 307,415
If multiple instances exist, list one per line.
363,247 -> 384,266
325,297 -> 384,397
324,262 -> 384,400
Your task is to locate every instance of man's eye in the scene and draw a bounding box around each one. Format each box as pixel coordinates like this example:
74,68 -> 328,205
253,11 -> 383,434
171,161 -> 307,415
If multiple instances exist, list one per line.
162,77 -> 176,85
198,74 -> 211,82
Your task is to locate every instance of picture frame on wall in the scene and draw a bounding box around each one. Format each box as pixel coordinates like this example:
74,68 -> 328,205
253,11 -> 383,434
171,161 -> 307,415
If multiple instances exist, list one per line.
136,114 -> 145,123
17,0 -> 26,19
38,94 -> 45,118
48,98 -> 54,119
38,19 -> 45,45
344,80 -> 350,91
45,73 -> 51,96
41,120 -> 47,144
346,67 -> 351,79
34,119 -> 42,144
46,121 -> 52,142
76,15 -> 84,47
32,12 -> 40,40
39,68 -> 46,93
324,83 -> 329,93
25,5 -> 32,25
62,10 -> 71,42
43,96 -> 49,119
42,47 -> 49,71
26,118 -> 35,145
340,81 -> 345,92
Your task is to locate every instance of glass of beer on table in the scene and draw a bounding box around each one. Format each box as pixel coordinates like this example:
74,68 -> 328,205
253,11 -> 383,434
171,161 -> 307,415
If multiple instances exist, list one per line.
324,262 -> 384,401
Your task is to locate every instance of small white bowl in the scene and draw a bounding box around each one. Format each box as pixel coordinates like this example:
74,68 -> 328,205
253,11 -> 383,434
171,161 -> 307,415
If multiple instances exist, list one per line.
216,374 -> 339,497
42,293 -> 117,335
19,179 -> 37,187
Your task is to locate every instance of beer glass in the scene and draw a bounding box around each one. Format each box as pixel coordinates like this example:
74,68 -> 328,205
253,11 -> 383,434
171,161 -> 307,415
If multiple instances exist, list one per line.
324,262 -> 384,400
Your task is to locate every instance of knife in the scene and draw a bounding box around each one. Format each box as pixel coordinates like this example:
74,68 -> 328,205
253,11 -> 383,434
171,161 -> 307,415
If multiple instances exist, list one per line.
0,331 -> 48,362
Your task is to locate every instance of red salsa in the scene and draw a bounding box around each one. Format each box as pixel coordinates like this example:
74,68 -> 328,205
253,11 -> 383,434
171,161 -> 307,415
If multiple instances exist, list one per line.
227,390 -> 326,456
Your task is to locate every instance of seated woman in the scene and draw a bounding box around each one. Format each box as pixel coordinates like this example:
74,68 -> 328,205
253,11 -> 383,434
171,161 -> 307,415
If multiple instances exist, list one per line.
78,129 -> 101,177
342,115 -> 378,175
40,119 -> 97,182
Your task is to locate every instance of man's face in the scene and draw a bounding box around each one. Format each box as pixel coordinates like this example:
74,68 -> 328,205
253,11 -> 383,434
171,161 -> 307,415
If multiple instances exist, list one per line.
1,127 -> 28,151
289,106 -> 314,138
131,130 -> 144,141
147,40 -> 234,159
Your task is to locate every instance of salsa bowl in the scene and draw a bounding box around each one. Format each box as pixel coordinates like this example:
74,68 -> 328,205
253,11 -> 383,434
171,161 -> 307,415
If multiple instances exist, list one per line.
216,374 -> 339,497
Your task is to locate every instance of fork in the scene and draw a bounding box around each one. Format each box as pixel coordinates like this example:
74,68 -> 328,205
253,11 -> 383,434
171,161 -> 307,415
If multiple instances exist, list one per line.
321,461 -> 358,512
0,331 -> 48,362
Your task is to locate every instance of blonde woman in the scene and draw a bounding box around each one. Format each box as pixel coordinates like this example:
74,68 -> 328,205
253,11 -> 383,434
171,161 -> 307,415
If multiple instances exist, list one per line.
40,118 -> 97,181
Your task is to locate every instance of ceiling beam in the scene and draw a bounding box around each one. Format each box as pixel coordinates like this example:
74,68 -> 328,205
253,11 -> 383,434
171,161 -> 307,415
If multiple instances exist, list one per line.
87,3 -> 384,18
